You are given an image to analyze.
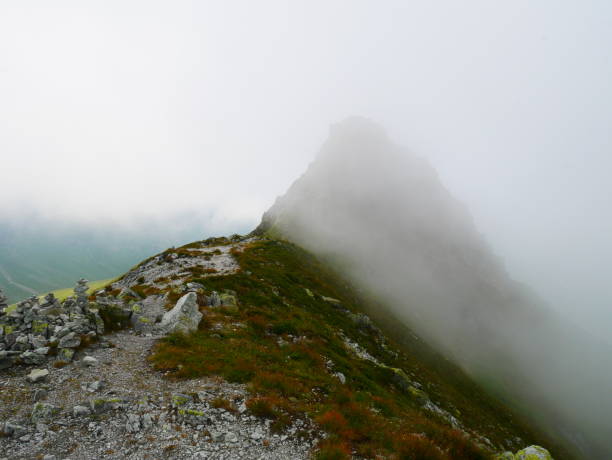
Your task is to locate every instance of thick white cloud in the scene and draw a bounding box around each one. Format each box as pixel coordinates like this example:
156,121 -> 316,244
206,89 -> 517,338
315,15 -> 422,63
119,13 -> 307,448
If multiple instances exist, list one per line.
1,1 -> 611,340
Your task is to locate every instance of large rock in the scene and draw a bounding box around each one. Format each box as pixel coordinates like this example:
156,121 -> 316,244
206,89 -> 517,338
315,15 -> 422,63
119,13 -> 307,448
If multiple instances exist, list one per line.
157,292 -> 202,334
58,331 -> 81,348
21,348 -> 49,365
219,292 -> 237,307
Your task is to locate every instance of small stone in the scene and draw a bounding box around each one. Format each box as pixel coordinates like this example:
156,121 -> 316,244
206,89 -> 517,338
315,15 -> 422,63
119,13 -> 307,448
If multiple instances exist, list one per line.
141,413 -> 154,429
33,388 -> 48,402
57,348 -> 75,362
27,368 -> 49,383
84,380 -> 105,393
211,430 -> 224,442
73,405 -> 91,417
81,356 -> 98,367
35,422 -> 48,432
126,413 -> 141,433
3,422 -> 27,437
58,332 -> 81,348
171,393 -> 192,408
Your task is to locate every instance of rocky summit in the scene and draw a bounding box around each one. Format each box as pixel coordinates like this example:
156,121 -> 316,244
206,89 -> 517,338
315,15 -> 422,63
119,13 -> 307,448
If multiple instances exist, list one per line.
0,234 -> 560,459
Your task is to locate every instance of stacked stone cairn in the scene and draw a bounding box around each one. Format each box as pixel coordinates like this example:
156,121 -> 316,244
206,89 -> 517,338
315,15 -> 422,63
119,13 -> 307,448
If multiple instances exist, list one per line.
0,287 -> 8,310
0,281 -> 104,370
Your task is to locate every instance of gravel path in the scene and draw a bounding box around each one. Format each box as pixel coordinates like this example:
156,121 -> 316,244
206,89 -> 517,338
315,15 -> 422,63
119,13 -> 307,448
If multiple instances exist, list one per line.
0,331 -> 316,459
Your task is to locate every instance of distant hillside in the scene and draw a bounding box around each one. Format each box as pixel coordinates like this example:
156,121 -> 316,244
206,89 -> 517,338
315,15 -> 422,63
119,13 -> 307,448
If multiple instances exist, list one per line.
255,117 -> 611,458
0,216 -> 244,303
0,227 -> 154,302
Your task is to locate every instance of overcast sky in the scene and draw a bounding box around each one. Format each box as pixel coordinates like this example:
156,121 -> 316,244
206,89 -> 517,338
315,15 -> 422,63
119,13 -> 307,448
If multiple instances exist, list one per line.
1,1 -> 610,341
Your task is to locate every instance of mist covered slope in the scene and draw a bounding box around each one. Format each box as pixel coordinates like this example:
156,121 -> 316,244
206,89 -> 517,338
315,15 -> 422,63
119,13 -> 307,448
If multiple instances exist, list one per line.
254,117 -> 612,458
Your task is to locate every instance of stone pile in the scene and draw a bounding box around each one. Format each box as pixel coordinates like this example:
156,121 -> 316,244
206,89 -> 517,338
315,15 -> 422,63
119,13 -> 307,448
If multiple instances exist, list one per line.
0,281 -> 104,370
0,288 -> 8,310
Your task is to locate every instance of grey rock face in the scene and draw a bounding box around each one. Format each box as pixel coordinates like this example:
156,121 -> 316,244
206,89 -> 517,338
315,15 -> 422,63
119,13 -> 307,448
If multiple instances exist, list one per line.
157,292 -> 202,334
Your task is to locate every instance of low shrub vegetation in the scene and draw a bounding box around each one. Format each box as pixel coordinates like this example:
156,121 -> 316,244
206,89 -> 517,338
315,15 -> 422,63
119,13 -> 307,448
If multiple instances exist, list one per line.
151,239 -> 558,459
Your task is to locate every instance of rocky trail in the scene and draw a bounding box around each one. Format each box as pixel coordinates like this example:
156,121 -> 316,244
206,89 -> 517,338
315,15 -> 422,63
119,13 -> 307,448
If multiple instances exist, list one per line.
0,329 -> 316,459
0,238 -> 319,459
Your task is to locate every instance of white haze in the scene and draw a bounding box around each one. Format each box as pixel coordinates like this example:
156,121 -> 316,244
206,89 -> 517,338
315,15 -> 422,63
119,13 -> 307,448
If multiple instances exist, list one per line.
0,0 -> 611,348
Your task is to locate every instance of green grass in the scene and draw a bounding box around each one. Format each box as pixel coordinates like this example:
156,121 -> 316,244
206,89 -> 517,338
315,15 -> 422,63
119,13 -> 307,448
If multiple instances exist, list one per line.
149,239 -> 567,459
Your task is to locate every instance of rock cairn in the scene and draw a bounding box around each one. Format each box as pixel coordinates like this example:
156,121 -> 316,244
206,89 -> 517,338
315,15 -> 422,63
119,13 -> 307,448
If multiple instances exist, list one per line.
0,280 -> 104,370
0,287 -> 8,309
74,278 -> 90,313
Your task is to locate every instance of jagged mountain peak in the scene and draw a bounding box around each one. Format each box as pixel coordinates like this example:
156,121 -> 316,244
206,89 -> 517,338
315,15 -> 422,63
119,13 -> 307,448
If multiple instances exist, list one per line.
256,118 -> 612,458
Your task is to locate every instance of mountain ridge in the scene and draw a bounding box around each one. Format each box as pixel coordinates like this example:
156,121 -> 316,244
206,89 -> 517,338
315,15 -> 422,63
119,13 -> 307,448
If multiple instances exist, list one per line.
1,234 -> 563,459
254,117 -> 611,458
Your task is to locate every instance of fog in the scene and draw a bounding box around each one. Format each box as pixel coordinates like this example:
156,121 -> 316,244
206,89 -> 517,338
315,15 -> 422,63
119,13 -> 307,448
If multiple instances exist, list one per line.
259,117 -> 612,457
1,2 -> 611,453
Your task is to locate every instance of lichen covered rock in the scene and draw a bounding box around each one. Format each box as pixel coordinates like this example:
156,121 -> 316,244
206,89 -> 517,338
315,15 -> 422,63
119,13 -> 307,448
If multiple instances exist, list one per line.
157,292 -> 202,334
515,445 -> 553,460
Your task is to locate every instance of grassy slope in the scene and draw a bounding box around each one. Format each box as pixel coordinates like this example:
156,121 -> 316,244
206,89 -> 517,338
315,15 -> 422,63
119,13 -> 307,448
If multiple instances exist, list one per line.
150,238 -> 567,460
